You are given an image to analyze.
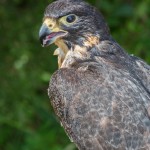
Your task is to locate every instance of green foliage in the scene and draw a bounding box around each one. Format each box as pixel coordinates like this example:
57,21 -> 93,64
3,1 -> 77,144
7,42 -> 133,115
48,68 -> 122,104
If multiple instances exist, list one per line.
0,0 -> 150,150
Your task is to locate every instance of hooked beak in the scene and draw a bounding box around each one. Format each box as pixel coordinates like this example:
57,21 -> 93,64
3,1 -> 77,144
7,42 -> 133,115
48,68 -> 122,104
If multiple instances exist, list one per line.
39,23 -> 67,47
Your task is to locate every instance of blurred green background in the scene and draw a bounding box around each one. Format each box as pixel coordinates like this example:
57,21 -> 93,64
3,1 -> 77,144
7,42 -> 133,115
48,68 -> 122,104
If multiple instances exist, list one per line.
0,0 -> 150,150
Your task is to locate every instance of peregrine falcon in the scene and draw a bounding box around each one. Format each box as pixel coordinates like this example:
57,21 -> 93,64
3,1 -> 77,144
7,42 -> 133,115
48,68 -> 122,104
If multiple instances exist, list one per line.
39,0 -> 150,149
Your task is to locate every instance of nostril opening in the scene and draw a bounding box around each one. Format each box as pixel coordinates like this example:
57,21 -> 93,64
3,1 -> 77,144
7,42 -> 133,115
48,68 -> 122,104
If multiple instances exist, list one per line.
49,24 -> 53,28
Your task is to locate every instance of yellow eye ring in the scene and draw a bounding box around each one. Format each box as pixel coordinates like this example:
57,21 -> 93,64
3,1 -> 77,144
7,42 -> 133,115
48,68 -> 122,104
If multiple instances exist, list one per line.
59,14 -> 78,26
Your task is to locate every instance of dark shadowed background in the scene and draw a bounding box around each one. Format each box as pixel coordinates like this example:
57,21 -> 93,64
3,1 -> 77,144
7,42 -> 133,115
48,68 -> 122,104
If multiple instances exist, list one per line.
0,0 -> 150,150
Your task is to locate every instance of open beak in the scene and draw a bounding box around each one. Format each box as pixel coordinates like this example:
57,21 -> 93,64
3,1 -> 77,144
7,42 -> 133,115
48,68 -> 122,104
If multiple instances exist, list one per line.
39,23 -> 67,47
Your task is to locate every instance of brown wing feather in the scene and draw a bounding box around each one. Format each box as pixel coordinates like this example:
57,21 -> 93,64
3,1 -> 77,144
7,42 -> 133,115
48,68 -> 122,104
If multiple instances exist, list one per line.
131,56 -> 150,93
48,62 -> 150,149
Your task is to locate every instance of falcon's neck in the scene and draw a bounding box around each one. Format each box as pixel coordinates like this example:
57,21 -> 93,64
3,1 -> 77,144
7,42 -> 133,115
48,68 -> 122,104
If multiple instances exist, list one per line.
54,37 -> 128,69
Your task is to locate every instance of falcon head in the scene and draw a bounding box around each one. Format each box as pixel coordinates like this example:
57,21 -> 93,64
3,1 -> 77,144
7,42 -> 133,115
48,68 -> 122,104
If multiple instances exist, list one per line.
39,0 -> 110,67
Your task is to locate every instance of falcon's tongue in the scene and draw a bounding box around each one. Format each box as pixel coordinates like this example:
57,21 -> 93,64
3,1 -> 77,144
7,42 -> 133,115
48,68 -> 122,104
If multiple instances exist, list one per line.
39,23 -> 68,47
42,31 -> 67,47
43,32 -> 58,46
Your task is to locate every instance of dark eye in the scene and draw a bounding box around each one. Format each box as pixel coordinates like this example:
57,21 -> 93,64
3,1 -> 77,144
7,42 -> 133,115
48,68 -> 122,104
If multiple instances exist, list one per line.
66,15 -> 76,23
